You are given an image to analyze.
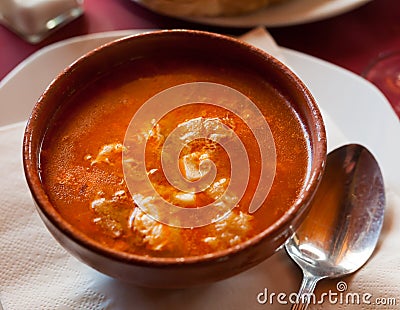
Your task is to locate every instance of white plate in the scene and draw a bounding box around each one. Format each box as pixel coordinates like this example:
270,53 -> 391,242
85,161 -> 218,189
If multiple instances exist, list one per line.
1,29 -> 398,190
0,30 -> 399,309
132,0 -> 372,27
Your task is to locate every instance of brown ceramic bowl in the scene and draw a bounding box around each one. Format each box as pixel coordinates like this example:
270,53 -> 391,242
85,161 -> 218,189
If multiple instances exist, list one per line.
23,29 -> 326,288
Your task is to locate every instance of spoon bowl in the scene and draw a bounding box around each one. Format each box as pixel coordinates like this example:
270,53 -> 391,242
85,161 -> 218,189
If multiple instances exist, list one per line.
285,144 -> 385,309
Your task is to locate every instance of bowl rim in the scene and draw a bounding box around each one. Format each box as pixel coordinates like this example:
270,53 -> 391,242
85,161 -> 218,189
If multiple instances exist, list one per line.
23,29 -> 327,267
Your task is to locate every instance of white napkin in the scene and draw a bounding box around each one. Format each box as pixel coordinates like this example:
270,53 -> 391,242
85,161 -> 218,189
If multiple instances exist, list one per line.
1,29 -> 399,310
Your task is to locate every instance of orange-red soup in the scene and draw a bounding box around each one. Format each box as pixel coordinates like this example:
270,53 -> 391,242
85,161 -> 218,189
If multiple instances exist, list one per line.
40,54 -> 311,258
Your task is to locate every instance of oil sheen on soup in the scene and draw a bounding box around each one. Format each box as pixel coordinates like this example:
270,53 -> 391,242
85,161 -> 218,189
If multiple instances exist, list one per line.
40,54 -> 311,258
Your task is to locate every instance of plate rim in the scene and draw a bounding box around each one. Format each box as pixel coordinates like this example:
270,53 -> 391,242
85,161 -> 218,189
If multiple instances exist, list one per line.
131,0 -> 373,28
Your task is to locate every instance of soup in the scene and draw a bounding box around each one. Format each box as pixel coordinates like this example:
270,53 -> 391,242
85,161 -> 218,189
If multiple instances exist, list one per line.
39,53 -> 311,258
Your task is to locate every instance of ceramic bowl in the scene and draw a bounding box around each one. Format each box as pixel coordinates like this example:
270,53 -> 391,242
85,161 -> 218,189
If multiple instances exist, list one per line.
23,29 -> 326,288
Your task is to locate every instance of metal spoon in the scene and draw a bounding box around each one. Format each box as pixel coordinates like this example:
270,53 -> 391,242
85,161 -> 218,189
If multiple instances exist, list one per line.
285,144 -> 385,310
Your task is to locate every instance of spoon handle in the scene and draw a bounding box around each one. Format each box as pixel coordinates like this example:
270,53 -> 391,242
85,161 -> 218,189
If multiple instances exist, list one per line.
291,271 -> 321,310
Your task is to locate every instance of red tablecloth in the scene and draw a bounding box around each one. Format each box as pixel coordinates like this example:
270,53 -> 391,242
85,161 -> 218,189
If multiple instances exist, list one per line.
1,0 -> 400,117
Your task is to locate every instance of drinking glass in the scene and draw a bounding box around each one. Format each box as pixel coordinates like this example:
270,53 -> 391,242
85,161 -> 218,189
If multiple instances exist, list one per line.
0,0 -> 84,44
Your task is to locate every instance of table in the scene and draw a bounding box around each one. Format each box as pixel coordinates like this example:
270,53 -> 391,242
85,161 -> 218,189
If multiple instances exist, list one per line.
1,0 -> 400,117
